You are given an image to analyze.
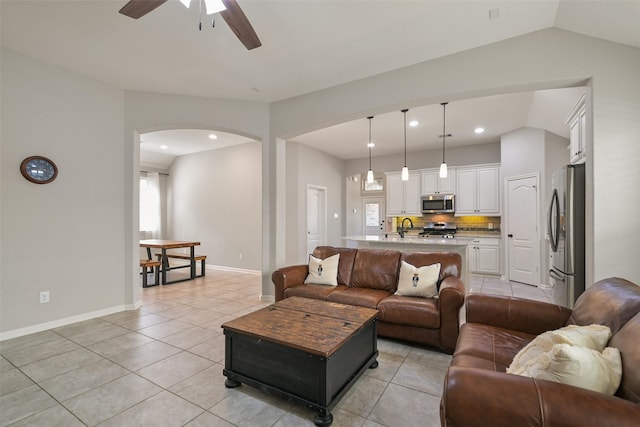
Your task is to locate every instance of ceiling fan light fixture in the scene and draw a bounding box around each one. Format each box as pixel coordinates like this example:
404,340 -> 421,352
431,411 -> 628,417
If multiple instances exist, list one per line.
179,0 -> 226,14
204,0 -> 226,14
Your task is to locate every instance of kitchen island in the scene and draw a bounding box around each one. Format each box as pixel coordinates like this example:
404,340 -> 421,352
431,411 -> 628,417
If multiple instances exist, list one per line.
344,235 -> 473,291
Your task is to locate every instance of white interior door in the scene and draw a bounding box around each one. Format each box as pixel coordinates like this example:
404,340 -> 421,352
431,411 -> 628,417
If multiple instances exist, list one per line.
307,185 -> 326,255
507,175 -> 540,285
362,197 -> 385,236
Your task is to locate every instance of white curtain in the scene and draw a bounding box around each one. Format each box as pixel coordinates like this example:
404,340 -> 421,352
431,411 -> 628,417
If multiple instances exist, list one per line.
140,172 -> 163,239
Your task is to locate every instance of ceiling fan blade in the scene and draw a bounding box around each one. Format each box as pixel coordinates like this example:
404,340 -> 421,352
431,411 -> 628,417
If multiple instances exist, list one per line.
119,0 -> 168,19
220,0 -> 262,50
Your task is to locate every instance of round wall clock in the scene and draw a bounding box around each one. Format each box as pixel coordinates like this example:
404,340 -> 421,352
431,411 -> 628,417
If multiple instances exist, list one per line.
20,156 -> 58,184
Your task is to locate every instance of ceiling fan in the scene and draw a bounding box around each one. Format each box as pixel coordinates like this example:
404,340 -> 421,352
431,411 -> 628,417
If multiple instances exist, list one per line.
119,0 -> 262,50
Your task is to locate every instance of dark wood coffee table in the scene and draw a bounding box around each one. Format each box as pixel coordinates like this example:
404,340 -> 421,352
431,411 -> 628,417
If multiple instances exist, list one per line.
222,297 -> 379,426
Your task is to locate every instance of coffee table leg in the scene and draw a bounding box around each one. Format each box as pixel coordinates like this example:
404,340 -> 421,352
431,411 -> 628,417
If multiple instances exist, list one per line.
369,359 -> 379,369
313,409 -> 333,427
224,378 -> 241,388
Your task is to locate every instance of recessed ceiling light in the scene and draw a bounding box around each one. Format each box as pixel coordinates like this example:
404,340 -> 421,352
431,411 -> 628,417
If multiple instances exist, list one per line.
160,145 -> 168,150
409,120 -> 419,127
367,142 -> 375,148
474,127 -> 485,134
208,133 -> 218,140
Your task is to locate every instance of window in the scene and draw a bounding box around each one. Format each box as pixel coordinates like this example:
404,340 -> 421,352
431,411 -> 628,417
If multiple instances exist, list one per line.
139,174 -> 160,232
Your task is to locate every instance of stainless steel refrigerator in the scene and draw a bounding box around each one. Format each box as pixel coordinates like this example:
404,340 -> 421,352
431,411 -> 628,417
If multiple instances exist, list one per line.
548,164 -> 585,308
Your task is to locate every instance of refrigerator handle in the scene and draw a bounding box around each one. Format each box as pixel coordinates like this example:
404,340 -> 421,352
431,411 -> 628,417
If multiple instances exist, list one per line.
548,189 -> 559,252
549,269 -> 565,281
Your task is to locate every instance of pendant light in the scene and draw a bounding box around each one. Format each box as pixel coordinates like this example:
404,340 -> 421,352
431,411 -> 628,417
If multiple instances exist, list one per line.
401,109 -> 409,181
367,116 -> 374,183
439,102 -> 450,178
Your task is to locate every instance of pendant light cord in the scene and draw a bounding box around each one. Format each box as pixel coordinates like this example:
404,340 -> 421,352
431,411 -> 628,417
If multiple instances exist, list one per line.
367,116 -> 373,170
441,102 -> 448,163
401,109 -> 408,167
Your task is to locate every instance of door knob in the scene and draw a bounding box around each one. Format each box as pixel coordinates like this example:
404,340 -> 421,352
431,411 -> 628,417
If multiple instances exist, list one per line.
508,234 -> 513,238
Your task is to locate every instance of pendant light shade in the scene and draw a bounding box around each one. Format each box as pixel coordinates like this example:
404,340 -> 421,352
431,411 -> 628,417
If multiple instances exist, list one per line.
367,116 -> 374,183
401,109 -> 409,181
439,102 -> 450,178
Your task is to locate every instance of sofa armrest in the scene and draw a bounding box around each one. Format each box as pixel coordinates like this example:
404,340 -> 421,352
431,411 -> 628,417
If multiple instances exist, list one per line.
441,366 -> 640,427
466,294 -> 572,336
271,265 -> 308,301
438,276 -> 466,353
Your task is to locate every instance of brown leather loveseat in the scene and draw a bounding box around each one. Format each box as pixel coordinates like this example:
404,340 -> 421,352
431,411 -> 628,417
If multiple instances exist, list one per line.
440,277 -> 640,426
272,246 -> 465,354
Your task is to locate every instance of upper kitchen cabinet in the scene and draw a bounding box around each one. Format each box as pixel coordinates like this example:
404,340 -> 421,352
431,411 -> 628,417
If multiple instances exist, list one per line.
455,164 -> 500,216
420,167 -> 456,195
386,171 -> 421,216
565,94 -> 587,165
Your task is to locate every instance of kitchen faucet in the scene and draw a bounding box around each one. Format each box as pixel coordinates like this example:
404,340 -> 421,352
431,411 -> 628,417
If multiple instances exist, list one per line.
398,217 -> 414,238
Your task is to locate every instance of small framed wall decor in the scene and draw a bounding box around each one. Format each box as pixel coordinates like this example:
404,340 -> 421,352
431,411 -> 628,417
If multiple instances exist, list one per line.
20,156 -> 58,184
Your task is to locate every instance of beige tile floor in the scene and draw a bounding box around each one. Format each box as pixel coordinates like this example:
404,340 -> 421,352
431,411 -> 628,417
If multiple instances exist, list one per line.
1,269 -> 564,427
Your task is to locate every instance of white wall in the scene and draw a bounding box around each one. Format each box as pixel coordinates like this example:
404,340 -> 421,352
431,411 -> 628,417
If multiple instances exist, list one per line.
271,29 -> 640,287
1,49 -> 126,337
123,91 -> 271,302
285,142 -> 345,264
167,143 -> 262,270
501,127 -> 570,284
3,28 -> 639,337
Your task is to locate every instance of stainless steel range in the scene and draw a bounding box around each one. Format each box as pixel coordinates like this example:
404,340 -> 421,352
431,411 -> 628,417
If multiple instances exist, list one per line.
419,222 -> 457,239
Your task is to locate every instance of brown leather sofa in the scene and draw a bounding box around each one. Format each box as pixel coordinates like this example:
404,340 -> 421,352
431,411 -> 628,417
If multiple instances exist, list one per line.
271,246 -> 465,354
440,277 -> 640,427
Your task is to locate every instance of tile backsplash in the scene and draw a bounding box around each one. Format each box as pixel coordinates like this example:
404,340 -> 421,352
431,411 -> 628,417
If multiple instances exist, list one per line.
387,214 -> 501,232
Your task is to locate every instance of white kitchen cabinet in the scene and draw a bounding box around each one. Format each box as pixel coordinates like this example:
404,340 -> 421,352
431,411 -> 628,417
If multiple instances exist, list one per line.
385,171 -> 421,216
420,167 -> 456,195
455,164 -> 500,216
469,237 -> 501,275
565,94 -> 586,165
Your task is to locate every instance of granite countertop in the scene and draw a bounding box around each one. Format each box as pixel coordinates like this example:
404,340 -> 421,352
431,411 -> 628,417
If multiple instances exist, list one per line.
455,230 -> 502,238
343,235 -> 474,246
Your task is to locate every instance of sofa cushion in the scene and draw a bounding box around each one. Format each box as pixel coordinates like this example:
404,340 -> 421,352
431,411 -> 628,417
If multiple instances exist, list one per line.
569,277 -> 640,335
349,249 -> 401,293
304,253 -> 340,286
401,251 -> 461,281
609,312 -> 640,403
395,261 -> 440,298
512,343 -> 622,395
377,295 -> 439,328
454,323 -> 536,372
312,246 -> 357,286
327,287 -> 392,309
284,284 -> 348,301
507,324 -> 612,374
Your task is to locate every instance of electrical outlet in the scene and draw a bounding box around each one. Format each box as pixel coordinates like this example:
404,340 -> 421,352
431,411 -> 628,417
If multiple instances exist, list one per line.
40,291 -> 50,304
239,253 -> 243,260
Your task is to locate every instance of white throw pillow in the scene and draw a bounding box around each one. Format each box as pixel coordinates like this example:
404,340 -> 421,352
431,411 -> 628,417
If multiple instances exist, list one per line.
507,324 -> 612,374
395,261 -> 440,298
514,343 -> 622,395
304,254 -> 340,286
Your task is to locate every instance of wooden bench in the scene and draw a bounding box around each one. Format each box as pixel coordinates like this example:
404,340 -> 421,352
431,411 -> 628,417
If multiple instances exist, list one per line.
155,253 -> 207,278
140,259 -> 161,287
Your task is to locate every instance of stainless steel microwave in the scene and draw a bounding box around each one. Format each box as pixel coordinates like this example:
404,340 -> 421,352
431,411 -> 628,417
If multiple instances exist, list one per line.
421,194 -> 455,214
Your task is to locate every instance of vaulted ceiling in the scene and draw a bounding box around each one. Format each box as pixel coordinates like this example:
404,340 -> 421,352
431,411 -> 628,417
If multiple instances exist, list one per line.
2,1 -> 638,165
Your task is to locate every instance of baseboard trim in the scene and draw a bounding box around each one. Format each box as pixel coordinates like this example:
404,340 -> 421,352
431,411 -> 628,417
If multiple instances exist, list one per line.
0,304 -> 137,342
207,264 -> 261,275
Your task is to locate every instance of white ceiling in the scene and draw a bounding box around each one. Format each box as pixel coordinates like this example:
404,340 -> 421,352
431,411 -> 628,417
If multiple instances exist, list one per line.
140,129 -> 256,169
2,0 -> 638,163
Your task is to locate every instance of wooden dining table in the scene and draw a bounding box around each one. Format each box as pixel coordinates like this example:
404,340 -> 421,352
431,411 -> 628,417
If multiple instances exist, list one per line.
140,239 -> 201,285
